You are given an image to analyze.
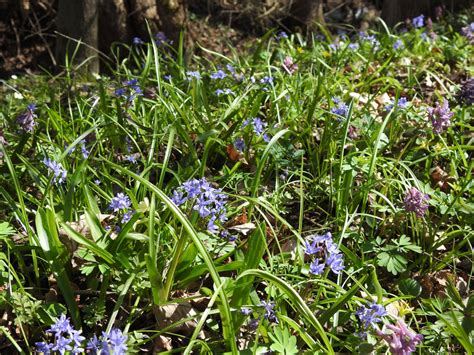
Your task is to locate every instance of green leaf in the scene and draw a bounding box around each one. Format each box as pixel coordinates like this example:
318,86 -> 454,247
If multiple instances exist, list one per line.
398,278 -> 422,297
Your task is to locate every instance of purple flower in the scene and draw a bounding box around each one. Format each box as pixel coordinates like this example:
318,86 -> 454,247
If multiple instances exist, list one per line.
458,78 -> 474,105
107,328 -> 128,355
234,138 -> 246,152
359,33 -> 380,48
215,88 -> 235,96
304,238 -> 321,255
326,253 -> 344,274
376,319 -> 423,355
260,76 -> 273,85
348,42 -> 359,50
52,336 -> 72,354
309,259 -> 325,275
356,302 -> 386,329
282,56 -> 298,75
121,210 -> 135,224
412,14 -> 425,28
171,178 -> 228,236
186,71 -> 201,80
171,190 -> 187,205
155,32 -> 168,46
132,37 -> 144,45
393,39 -> 404,50
109,192 -> 131,212
252,117 -> 267,136
80,140 -> 89,159
329,40 -> 340,51
35,341 -> 53,354
427,99 -> 454,134
259,301 -> 278,323
43,158 -> 67,185
17,103 -> 37,132
276,31 -> 288,40
86,335 -> 101,352
241,307 -> 252,315
207,217 -> 219,234
461,23 -> 474,43
331,98 -> 349,117
48,314 -> 72,335
210,70 -> 227,80
404,187 -> 430,218
385,97 -> 409,112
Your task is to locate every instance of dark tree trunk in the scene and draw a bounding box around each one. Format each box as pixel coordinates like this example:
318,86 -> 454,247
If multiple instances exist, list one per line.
288,0 -> 325,33
381,0 -> 431,27
156,0 -> 187,46
56,0 -> 99,74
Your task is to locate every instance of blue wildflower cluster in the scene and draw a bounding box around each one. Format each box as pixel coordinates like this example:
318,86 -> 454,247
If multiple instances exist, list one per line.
412,14 -> 425,28
17,103 -> 37,132
355,302 -> 387,330
304,232 -> 344,275
331,97 -> 349,118
215,88 -> 235,96
186,70 -> 201,80
35,314 -> 127,355
210,69 -> 227,80
43,158 -> 67,185
171,178 -> 229,235
109,192 -> 135,224
242,117 -> 271,142
240,300 -> 278,328
461,22 -> 474,43
393,39 -> 404,50
385,97 -> 409,112
114,79 -> 143,104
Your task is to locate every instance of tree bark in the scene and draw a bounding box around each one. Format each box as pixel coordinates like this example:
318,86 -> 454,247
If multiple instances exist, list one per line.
289,0 -> 325,33
56,0 -> 99,74
381,0 -> 431,27
156,0 -> 187,46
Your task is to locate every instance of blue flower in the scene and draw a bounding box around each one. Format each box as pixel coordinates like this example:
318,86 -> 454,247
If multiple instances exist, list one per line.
234,138 -> 246,152
412,14 -> 425,28
109,193 -> 131,212
259,301 -> 278,323
241,307 -> 252,315
43,158 -> 67,185
132,37 -> 144,45
331,98 -> 349,117
276,31 -> 288,40
348,42 -> 359,50
355,302 -> 386,329
385,97 -> 408,111
210,70 -> 227,80
17,103 -> 37,132
304,238 -> 321,255
393,39 -> 404,50
186,71 -> 201,80
121,210 -> 135,224
107,328 -> 128,355
326,253 -> 344,274
309,259 -> 325,275
252,117 -> 267,136
35,342 -> 53,355
260,76 -> 273,85
155,32 -> 168,46
86,335 -> 101,352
